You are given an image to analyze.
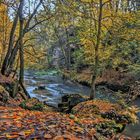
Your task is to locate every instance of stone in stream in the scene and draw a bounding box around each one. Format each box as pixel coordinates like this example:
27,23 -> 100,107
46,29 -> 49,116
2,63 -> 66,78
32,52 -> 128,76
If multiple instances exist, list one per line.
37,85 -> 46,90
58,94 -> 88,113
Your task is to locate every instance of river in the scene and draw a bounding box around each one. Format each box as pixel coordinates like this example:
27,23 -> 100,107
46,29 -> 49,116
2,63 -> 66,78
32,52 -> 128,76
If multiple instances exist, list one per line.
24,71 -> 140,138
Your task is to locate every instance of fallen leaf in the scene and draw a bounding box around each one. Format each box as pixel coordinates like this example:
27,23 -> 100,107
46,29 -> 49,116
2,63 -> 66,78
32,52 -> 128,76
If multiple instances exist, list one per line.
6,133 -> 19,139
44,133 -> 52,139
53,136 -> 64,140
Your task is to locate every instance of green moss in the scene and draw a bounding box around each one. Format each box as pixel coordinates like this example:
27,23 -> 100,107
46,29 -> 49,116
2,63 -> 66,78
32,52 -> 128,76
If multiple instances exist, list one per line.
31,103 -> 44,111
35,69 -> 60,76
95,121 -> 125,135
20,101 -> 27,109
19,99 -> 44,111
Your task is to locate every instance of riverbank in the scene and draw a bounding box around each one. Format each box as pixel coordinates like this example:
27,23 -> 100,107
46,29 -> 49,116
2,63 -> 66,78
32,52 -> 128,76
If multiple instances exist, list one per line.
62,68 -> 140,100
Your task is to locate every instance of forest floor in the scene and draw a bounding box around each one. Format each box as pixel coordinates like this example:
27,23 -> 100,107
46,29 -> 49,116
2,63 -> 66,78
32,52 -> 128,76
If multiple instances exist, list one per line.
0,98 -> 138,140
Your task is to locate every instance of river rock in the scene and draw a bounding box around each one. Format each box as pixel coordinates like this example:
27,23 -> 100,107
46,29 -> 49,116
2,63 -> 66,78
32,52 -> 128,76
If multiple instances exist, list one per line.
58,94 -> 88,112
37,85 -> 46,90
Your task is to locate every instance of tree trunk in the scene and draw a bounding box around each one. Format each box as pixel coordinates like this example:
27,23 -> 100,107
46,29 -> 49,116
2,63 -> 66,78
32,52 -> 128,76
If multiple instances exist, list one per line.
65,27 -> 71,70
7,39 -> 20,73
1,12 -> 19,75
18,0 -> 24,84
18,0 -> 30,99
90,0 -> 103,99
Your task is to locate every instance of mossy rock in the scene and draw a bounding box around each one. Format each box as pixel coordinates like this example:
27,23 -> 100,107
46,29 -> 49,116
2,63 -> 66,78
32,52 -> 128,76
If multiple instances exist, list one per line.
71,100 -> 138,138
96,121 -> 125,135
101,110 -> 132,124
20,98 -> 44,111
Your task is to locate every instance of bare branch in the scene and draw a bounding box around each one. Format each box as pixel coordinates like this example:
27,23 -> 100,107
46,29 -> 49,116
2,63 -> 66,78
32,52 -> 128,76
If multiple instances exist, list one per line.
24,0 -> 42,32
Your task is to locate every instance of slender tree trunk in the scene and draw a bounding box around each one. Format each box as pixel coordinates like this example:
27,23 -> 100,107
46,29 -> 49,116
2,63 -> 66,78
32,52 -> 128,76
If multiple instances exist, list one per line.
90,0 -> 103,99
18,0 -> 30,98
19,45 -> 24,84
7,39 -> 20,72
18,0 -> 24,84
1,12 -> 19,75
65,27 -> 71,70
115,1 -> 119,12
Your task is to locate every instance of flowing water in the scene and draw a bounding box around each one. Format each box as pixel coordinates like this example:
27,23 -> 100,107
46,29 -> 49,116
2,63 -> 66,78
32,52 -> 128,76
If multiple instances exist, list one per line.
24,71 -> 140,138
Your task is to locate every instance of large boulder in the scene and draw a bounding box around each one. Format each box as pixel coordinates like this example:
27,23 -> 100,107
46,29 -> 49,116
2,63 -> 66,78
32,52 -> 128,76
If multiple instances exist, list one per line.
58,94 -> 88,112
72,100 -> 138,138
